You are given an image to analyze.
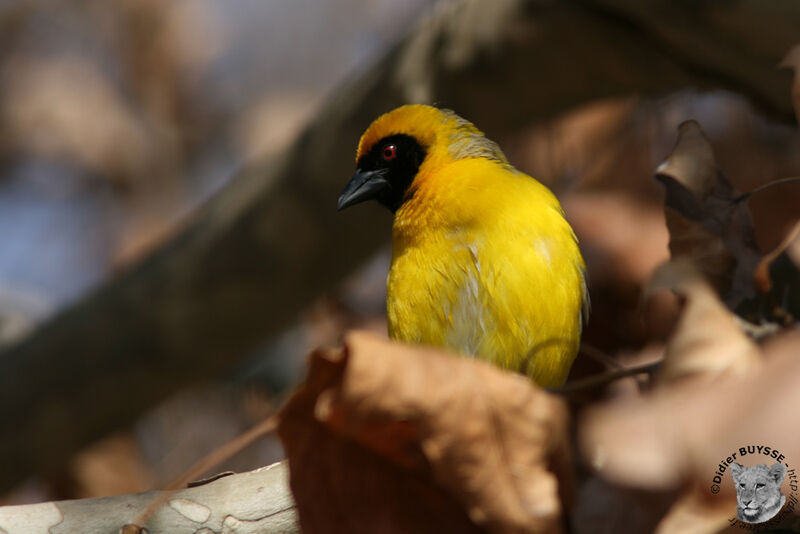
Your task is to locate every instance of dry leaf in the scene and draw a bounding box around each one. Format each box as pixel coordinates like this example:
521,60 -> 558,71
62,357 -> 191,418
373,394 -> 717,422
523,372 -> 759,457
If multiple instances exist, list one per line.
581,262 -> 762,490
659,331 -> 800,532
647,260 -> 761,385
655,121 -> 762,309
277,331 -> 572,534
581,323 -> 800,531
580,328 -> 797,486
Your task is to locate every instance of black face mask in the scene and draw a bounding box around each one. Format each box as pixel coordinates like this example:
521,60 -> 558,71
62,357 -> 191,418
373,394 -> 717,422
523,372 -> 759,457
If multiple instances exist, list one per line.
338,134 -> 426,213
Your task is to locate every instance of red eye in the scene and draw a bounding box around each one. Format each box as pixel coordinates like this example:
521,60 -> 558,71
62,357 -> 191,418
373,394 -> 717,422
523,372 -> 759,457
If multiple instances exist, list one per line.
382,144 -> 397,160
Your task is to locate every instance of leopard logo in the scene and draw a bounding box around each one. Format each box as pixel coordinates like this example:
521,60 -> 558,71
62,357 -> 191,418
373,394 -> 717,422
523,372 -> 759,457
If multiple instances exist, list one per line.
730,462 -> 786,524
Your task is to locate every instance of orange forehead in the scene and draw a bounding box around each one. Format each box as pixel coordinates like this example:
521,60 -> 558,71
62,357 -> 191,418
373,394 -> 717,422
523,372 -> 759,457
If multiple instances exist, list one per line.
356,105 -> 451,162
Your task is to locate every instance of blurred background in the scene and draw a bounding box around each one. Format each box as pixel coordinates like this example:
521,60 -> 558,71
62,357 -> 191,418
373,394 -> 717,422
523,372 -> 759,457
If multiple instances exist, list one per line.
0,0 -> 797,508
0,0 -> 433,502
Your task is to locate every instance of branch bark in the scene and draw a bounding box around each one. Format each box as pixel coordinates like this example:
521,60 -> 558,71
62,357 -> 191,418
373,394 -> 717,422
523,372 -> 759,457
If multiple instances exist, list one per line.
0,0 -> 796,491
0,462 -> 297,534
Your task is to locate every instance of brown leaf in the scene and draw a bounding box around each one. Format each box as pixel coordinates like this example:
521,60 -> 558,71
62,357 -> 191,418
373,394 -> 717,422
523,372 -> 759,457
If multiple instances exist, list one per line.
581,263 -> 762,489
581,324 -> 800,531
277,331 -> 572,534
655,121 -> 762,308
647,260 -> 761,385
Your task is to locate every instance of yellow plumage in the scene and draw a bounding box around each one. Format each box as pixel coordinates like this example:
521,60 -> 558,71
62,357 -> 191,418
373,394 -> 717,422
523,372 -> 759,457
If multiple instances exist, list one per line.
339,105 -> 587,387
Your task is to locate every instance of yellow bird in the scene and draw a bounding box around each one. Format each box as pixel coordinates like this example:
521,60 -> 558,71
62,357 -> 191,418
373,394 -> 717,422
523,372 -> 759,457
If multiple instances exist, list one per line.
338,105 -> 587,387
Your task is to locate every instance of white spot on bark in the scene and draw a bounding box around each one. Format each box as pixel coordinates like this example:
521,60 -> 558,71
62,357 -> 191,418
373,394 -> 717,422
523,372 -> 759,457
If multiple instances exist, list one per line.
169,498 -> 211,524
0,502 -> 62,533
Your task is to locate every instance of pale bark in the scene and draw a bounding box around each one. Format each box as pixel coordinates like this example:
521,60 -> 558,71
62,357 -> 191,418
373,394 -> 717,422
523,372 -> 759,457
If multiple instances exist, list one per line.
0,462 -> 297,534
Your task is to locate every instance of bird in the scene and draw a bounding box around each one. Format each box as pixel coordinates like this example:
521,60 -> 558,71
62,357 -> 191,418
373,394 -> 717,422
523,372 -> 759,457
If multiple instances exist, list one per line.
337,105 -> 587,388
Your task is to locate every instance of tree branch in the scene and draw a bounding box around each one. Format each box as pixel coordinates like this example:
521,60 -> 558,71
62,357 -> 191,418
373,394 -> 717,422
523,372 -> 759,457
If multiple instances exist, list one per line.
0,462 -> 297,534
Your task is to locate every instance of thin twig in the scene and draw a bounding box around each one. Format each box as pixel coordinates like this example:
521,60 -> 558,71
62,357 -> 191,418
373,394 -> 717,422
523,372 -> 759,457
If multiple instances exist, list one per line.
734,176 -> 800,203
557,360 -> 662,397
579,343 -> 623,370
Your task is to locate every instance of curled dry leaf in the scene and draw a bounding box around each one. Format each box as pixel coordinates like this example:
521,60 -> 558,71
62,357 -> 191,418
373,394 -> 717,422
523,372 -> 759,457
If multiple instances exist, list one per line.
654,120 -> 762,309
277,331 -> 572,534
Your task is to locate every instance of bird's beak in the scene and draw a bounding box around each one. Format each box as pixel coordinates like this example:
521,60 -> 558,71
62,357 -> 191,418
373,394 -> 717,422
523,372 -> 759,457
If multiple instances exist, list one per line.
337,169 -> 389,211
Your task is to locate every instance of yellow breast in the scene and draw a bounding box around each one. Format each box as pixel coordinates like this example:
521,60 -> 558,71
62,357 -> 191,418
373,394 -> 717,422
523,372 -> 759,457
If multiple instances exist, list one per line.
387,157 -> 586,388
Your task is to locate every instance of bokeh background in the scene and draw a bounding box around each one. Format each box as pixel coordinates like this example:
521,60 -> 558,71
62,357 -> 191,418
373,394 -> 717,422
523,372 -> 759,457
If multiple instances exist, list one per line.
0,0 -> 432,502
0,0 -> 798,513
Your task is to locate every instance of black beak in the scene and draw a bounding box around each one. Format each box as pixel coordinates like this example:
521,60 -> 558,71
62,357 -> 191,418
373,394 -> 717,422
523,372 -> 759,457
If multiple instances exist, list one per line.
337,169 -> 389,211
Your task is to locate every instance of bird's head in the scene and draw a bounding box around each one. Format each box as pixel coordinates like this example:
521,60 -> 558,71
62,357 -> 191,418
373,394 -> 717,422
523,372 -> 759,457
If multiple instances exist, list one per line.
337,105 -> 508,213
